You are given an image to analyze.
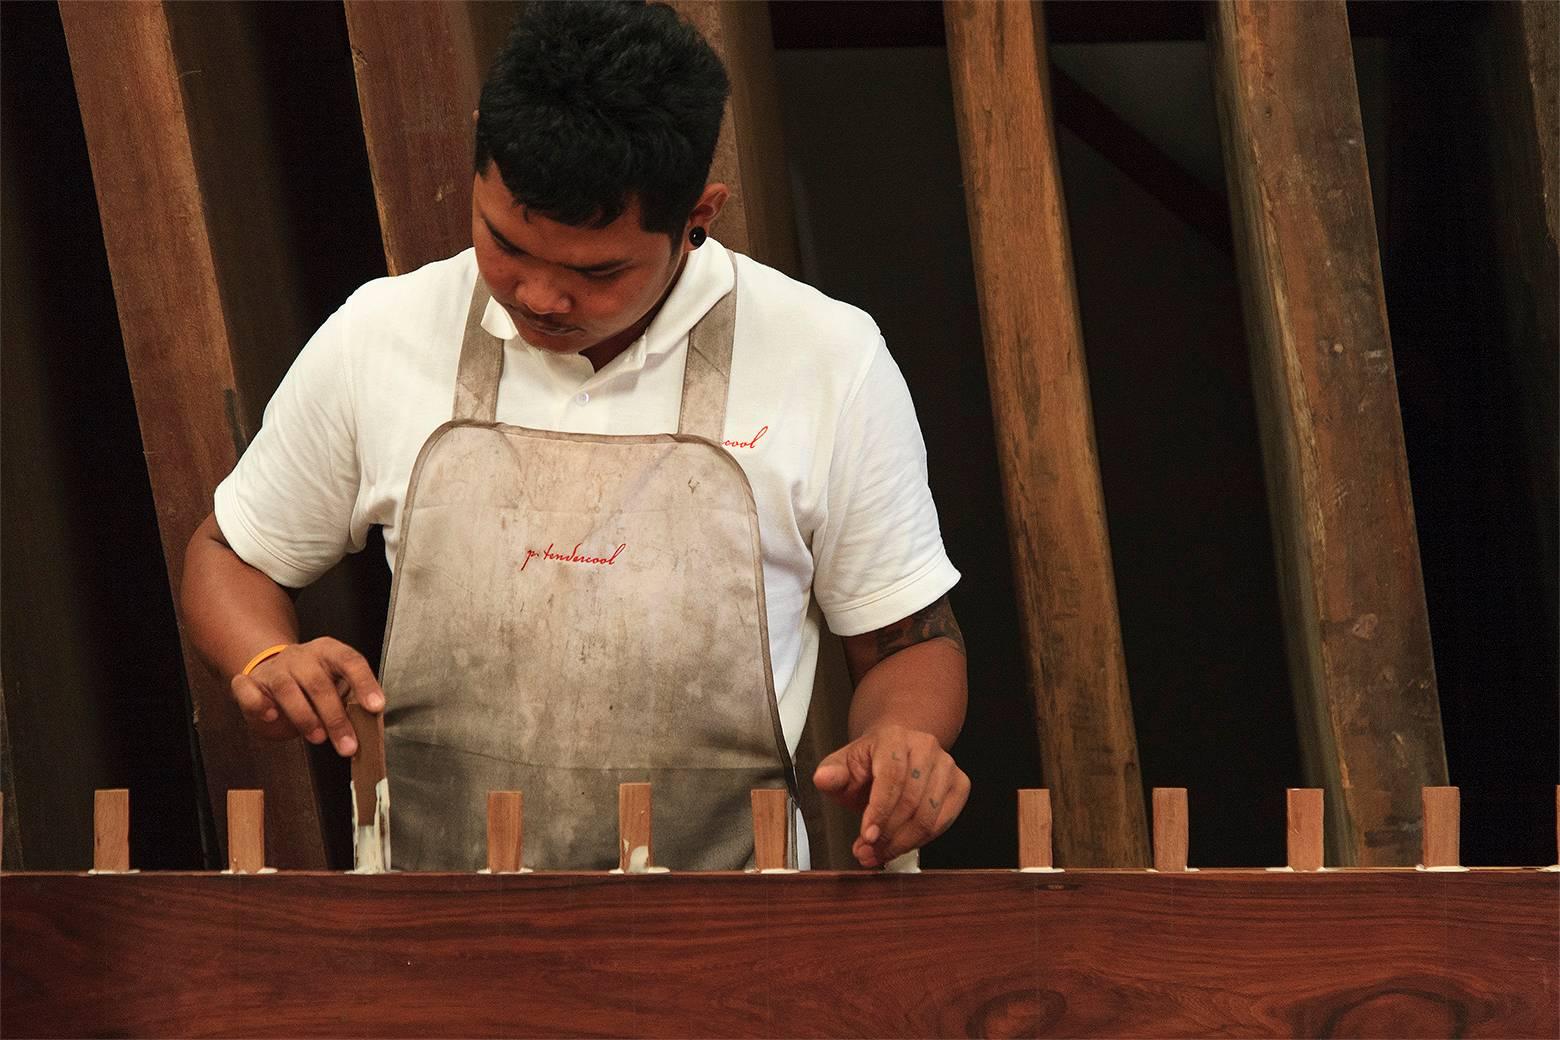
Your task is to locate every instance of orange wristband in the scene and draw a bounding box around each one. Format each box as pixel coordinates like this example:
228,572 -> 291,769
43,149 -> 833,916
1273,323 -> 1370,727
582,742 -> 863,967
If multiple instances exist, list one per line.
241,644 -> 290,676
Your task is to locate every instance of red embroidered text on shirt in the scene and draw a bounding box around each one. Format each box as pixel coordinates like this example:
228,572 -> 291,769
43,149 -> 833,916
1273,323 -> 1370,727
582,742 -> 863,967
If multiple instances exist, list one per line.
521,542 -> 627,572
723,425 -> 768,449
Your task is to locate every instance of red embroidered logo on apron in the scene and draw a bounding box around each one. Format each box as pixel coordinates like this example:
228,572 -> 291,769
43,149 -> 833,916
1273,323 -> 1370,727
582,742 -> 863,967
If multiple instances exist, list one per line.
722,425 -> 768,449
521,542 -> 627,572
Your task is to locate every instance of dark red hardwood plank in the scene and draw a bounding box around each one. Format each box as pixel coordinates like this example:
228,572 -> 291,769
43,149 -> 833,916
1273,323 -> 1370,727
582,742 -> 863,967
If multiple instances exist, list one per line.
3,870 -> 1553,1038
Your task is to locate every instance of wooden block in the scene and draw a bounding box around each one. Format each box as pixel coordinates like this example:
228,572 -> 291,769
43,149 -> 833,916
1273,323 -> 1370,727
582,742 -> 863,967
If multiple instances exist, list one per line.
94,788 -> 130,873
618,782 -> 652,872
226,789 -> 265,873
1286,788 -> 1325,871
1017,788 -> 1054,869
1152,788 -> 1188,872
346,702 -> 387,827
1422,786 -> 1460,868
750,788 -> 788,871
487,791 -> 523,873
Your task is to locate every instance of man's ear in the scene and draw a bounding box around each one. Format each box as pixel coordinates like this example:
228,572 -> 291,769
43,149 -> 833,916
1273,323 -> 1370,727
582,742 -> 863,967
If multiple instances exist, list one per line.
472,108 -> 479,125
686,183 -> 730,239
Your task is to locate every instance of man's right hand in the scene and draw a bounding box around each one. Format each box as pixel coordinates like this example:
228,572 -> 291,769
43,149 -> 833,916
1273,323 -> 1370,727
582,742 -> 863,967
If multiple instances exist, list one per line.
230,637 -> 384,757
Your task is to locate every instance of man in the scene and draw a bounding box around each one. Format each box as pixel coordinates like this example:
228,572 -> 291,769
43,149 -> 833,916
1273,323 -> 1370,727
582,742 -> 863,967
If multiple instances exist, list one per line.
182,1 -> 967,870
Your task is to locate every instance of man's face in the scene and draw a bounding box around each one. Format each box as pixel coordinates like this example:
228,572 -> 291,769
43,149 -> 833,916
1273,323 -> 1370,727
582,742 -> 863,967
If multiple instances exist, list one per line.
471,164 -> 683,356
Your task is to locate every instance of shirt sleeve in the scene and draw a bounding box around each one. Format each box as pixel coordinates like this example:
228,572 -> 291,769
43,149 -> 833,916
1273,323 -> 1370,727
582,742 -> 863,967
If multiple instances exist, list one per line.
811,337 -> 961,636
212,300 -> 363,589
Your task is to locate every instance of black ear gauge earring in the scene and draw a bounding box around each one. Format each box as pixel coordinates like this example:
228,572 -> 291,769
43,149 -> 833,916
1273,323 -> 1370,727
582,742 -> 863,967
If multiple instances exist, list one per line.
688,226 -> 707,248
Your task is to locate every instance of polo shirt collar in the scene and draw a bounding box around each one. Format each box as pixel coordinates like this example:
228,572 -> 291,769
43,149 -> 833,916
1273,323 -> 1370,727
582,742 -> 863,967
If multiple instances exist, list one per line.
480,238 -> 734,370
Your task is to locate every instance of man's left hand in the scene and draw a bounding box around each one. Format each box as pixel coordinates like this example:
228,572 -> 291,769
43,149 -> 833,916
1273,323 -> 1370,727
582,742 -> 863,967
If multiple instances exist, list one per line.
812,724 -> 970,868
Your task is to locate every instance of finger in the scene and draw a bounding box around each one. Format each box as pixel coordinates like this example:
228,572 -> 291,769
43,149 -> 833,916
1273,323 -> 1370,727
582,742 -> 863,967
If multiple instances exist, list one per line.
318,638 -> 384,712
861,732 -> 909,846
269,678 -> 326,745
927,766 -> 971,837
231,674 -> 295,739
293,659 -> 357,756
813,741 -> 874,811
876,737 -> 936,848
877,753 -> 953,863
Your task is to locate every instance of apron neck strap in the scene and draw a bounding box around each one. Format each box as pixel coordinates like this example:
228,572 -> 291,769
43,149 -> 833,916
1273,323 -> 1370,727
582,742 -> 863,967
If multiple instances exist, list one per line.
452,258 -> 739,437
453,275 -> 502,423
676,260 -> 737,441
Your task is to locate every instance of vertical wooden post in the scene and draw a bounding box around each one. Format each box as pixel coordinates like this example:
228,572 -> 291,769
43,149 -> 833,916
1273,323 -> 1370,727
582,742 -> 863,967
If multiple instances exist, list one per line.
58,1 -> 327,869
227,790 -> 266,873
1151,788 -> 1189,872
1017,789 -> 1054,870
1286,788 -> 1324,871
487,791 -> 524,873
618,782 -> 653,872
750,788 -> 789,871
93,788 -> 130,873
944,0 -> 1147,867
668,1 -> 801,276
1421,786 -> 1460,868
1208,0 -> 1447,866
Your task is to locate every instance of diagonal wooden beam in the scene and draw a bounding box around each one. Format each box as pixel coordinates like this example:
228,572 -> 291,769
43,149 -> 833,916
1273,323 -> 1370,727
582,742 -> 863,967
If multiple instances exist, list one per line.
342,1 -> 517,275
1207,0 -> 1447,866
58,0 -> 327,868
1047,67 -> 1232,255
944,0 -> 1148,867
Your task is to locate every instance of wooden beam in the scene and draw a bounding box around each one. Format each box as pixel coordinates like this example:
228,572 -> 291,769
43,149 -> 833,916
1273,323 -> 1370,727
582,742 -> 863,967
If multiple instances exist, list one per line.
668,1 -> 800,276
944,0 -> 1148,867
343,1 -> 522,274
1207,0 -> 1447,867
4,871 -> 1555,1036
58,1 -> 327,868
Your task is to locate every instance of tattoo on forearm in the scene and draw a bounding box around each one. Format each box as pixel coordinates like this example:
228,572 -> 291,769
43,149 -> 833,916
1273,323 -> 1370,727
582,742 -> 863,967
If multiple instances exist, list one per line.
876,595 -> 964,659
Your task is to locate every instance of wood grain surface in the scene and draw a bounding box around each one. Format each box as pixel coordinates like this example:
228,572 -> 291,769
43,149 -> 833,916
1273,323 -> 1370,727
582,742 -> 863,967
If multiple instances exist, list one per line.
1017,789 -> 1053,870
92,789 -> 129,873
226,790 -> 265,874
944,0 -> 1148,869
1151,788 -> 1189,872
1287,788 -> 1325,871
750,788 -> 789,870
342,0 -> 495,274
487,791 -> 523,873
2,870 -> 1553,1038
1207,0 -> 1447,866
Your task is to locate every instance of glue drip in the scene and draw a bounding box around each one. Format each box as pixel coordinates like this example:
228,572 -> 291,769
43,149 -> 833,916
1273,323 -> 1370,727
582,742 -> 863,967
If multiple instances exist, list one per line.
350,777 -> 392,874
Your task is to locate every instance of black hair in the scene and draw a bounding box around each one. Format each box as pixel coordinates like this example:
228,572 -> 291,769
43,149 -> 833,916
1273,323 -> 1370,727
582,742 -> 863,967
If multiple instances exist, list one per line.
474,1 -> 730,240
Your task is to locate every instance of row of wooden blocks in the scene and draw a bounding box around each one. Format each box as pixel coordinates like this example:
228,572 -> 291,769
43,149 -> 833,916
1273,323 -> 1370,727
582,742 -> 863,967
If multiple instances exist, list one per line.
16,784 -> 1560,874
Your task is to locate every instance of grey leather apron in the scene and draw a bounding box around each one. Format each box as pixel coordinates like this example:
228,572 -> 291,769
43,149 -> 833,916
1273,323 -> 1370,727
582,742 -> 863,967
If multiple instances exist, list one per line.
378,265 -> 798,870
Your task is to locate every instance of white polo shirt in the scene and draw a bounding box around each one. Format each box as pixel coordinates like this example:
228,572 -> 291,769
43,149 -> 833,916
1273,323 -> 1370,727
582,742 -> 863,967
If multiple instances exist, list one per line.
215,238 -> 959,755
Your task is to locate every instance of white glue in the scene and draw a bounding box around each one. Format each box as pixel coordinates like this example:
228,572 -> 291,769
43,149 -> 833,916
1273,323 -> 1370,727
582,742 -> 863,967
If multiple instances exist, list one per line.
351,777 -> 392,874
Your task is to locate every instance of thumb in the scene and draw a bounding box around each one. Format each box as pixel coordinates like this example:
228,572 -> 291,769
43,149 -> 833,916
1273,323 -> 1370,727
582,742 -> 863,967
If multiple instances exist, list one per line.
812,740 -> 873,810
813,755 -> 850,792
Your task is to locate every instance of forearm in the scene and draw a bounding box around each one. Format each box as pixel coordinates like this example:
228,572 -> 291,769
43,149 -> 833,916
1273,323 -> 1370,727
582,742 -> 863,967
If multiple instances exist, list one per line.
180,512 -> 300,680
846,638 -> 967,748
